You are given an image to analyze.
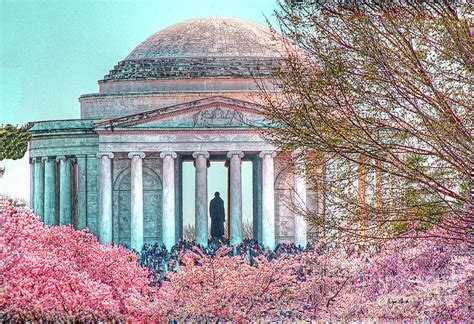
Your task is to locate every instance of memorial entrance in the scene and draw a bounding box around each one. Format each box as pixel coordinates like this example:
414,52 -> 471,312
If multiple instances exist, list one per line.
93,96 -> 283,250
181,160 -> 254,242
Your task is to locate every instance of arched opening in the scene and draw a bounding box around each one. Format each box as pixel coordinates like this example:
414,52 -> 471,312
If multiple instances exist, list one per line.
113,166 -> 162,246
274,165 -> 295,244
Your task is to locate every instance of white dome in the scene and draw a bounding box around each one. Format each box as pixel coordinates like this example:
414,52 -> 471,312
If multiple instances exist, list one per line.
125,16 -> 286,59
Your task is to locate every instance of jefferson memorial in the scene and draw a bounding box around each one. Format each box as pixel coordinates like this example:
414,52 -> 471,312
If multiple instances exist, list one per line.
28,17 -> 320,251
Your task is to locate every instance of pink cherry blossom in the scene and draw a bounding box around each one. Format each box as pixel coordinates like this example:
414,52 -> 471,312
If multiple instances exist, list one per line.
1,198 -> 471,321
0,198 -> 160,321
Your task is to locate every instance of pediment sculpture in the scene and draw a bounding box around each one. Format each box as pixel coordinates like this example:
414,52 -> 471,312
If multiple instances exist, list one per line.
193,108 -> 245,127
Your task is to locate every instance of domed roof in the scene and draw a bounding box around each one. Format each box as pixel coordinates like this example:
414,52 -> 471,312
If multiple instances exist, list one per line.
126,17 -> 285,59
103,17 -> 288,81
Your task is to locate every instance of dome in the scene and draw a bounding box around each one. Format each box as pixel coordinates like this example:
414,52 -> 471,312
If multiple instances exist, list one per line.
126,17 -> 285,59
103,17 -> 287,81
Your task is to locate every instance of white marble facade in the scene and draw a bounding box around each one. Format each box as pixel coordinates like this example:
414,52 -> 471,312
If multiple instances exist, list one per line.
92,96 -> 314,250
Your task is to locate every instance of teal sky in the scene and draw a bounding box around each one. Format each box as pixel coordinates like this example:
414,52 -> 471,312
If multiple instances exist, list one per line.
0,0 -> 278,226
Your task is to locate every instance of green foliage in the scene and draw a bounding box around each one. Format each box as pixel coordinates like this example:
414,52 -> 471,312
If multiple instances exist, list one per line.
0,124 -> 32,161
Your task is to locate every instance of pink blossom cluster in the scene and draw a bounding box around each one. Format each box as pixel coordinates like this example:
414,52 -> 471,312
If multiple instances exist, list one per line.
1,198 -> 472,321
160,238 -> 472,321
0,199 -> 160,321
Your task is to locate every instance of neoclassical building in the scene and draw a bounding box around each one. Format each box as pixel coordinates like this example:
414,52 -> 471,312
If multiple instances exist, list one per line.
29,17 -> 320,250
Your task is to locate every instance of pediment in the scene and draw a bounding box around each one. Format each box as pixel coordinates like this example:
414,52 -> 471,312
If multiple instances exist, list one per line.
93,96 -> 267,130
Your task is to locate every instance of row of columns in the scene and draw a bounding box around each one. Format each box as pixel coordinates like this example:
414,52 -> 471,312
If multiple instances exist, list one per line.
32,149 -> 306,251
31,156 -> 73,226
97,150 -> 280,251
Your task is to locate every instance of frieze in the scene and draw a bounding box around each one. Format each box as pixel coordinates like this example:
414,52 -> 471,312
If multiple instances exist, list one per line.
29,147 -> 99,158
96,129 -> 263,135
192,108 -> 244,127
98,141 -> 275,153
30,136 -> 98,150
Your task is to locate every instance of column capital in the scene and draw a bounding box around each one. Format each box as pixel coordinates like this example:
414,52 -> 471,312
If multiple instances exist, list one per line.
41,156 -> 50,162
192,151 -> 210,159
227,151 -> 244,159
259,151 -> 277,159
57,156 -> 75,163
160,151 -> 177,159
97,152 -> 114,159
128,151 -> 145,159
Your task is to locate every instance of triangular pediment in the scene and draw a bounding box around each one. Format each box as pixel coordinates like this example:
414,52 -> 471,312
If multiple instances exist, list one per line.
93,96 -> 267,130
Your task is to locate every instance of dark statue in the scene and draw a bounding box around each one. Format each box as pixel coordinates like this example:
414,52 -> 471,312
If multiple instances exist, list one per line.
209,192 -> 225,240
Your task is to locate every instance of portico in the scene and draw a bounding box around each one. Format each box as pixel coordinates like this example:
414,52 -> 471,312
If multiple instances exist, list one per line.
96,148 -> 274,249
91,96 -> 284,249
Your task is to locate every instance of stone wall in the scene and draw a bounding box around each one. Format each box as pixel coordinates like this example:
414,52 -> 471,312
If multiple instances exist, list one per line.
80,89 -> 270,119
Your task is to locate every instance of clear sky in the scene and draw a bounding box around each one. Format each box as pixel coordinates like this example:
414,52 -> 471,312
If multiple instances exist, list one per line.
0,0 -> 278,225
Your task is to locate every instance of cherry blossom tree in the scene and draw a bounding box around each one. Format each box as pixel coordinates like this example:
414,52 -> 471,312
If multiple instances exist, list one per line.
157,234 -> 472,321
1,198 -> 471,321
361,231 -> 473,320
157,248 -> 305,321
0,198 -> 160,321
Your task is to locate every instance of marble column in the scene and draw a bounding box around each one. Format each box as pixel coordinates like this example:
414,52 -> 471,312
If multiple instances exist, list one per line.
86,154 -> 99,235
160,151 -> 177,250
177,157 -> 184,240
252,155 -> 263,242
259,151 -> 276,250
97,152 -> 114,244
57,156 -> 72,225
193,151 -> 209,247
33,157 -> 44,219
227,151 -> 244,245
292,153 -> 307,248
76,155 -> 87,230
129,152 -> 145,251
43,157 -> 57,225
30,158 -> 34,209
